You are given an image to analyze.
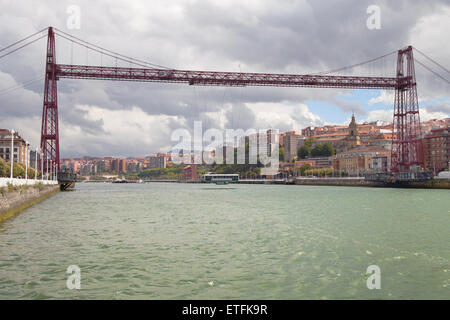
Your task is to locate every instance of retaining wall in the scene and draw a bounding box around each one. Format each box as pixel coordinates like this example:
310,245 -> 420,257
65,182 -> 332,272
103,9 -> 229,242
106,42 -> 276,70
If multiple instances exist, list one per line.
294,177 -> 450,189
0,184 -> 59,223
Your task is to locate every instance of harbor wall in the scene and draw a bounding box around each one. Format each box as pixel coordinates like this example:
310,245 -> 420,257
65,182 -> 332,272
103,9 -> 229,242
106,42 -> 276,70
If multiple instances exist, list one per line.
294,177 -> 381,187
0,184 -> 59,223
404,178 -> 450,189
294,177 -> 450,189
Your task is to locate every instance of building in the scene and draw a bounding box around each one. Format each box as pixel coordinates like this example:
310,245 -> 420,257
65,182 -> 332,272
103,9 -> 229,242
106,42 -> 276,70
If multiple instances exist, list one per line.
266,129 -> 279,158
182,164 -> 198,181
110,158 -> 127,173
305,156 -> 332,168
119,159 -> 127,173
423,127 -> 449,174
80,163 -> 97,176
148,153 -> 169,168
284,132 -> 299,162
421,118 -> 450,135
111,159 -> 120,173
0,129 -> 28,166
29,150 -> 40,169
312,114 -> 361,154
333,146 -> 390,175
97,159 -> 109,172
370,133 -> 392,150
301,126 -> 316,138
127,161 -> 138,173
371,155 -> 391,173
294,159 -> 316,169
245,130 -> 279,164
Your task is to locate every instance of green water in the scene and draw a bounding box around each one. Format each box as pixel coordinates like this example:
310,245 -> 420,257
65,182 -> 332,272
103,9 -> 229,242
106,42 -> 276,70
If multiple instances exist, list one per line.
0,183 -> 448,299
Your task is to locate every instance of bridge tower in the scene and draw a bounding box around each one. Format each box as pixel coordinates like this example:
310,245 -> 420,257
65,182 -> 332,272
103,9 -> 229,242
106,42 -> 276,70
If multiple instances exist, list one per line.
390,46 -> 424,173
40,27 -> 60,173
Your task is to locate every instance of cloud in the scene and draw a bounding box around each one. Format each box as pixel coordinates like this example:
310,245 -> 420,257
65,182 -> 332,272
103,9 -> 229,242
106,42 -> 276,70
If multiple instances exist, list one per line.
365,107 -> 449,123
59,104 -> 186,157
424,101 -> 450,114
369,91 -> 394,106
332,98 -> 367,115
246,102 -> 326,132
0,0 -> 448,157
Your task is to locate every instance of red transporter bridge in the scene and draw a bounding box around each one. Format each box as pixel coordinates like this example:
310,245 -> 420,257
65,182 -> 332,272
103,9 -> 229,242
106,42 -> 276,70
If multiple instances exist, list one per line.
35,27 -> 441,183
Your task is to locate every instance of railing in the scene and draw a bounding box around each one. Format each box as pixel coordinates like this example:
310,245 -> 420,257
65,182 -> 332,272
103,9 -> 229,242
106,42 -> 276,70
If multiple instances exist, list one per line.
0,177 -> 58,187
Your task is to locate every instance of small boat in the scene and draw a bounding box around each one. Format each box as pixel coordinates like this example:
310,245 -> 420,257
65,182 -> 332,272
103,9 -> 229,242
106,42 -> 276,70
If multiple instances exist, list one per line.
112,178 -> 127,183
200,173 -> 239,184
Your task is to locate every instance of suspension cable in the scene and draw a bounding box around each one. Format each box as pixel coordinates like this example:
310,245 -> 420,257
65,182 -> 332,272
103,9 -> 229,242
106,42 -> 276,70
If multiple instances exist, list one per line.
0,34 -> 47,60
0,76 -> 44,97
53,27 -> 172,70
0,27 -> 48,53
415,58 -> 449,84
413,46 -> 449,74
54,31 -> 169,70
311,50 -> 397,75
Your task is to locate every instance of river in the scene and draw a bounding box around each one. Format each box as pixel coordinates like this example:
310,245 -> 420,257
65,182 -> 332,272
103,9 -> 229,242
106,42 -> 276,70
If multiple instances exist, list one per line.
0,183 -> 448,299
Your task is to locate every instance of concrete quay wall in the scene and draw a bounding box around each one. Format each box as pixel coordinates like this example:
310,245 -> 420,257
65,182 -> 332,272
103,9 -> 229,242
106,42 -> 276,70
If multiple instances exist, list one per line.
0,184 -> 59,223
294,177 -> 450,189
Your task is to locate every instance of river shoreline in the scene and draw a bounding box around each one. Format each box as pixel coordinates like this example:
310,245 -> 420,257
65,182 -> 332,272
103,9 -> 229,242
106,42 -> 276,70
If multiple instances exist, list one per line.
293,177 -> 450,189
80,177 -> 450,189
0,184 -> 60,224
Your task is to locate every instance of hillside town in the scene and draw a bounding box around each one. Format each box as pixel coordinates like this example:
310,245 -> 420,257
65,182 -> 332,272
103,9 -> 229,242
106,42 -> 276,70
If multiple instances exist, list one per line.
33,116 -> 450,180
1,116 -> 449,181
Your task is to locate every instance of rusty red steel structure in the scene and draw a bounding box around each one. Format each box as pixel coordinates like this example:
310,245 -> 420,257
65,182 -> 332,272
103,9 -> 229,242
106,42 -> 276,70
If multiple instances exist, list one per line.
40,27 -> 59,175
390,46 -> 423,173
41,27 -> 423,174
55,64 -> 399,89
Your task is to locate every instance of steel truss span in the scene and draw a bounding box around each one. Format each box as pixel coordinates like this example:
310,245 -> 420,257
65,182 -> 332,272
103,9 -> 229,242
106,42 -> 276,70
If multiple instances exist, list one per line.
55,64 -> 399,90
38,27 -> 426,175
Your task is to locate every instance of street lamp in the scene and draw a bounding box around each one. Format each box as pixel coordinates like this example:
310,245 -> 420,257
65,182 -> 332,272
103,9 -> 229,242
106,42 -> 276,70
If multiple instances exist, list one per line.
46,158 -> 49,180
34,147 -> 39,181
41,152 -> 44,181
10,129 -> 14,181
25,141 -> 28,182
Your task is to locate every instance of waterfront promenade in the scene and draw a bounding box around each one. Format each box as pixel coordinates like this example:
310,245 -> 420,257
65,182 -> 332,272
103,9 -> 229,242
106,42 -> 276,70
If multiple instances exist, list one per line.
0,177 -> 58,188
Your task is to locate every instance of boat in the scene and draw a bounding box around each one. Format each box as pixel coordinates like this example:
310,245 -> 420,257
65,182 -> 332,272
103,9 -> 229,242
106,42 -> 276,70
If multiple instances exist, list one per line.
200,173 -> 239,184
112,178 -> 128,183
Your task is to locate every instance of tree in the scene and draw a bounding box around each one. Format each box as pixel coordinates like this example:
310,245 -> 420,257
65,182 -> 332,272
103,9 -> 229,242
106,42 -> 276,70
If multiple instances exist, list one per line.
279,146 -> 285,161
304,137 -> 315,148
298,145 -> 310,159
311,143 -> 335,157
311,144 -> 323,157
299,163 -> 312,175
9,162 -> 25,178
0,157 -> 8,177
322,143 -> 335,156
26,167 -> 37,179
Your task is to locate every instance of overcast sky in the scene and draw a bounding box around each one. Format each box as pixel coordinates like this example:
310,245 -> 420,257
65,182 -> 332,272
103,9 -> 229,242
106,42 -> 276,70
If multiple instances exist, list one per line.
0,0 -> 449,158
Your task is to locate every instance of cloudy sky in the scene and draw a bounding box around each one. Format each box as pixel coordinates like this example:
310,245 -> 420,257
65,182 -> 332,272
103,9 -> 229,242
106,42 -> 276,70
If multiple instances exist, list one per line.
0,0 -> 449,158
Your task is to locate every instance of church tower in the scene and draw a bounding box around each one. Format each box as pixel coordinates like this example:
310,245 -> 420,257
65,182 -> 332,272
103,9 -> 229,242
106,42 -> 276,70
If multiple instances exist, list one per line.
346,113 -> 360,148
349,114 -> 358,137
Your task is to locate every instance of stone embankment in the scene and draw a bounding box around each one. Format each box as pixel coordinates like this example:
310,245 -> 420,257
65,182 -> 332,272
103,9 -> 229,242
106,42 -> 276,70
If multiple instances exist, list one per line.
0,183 -> 59,223
293,177 -> 450,189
